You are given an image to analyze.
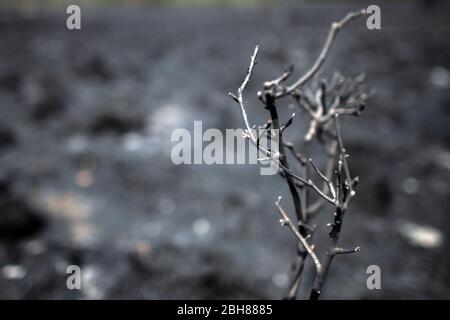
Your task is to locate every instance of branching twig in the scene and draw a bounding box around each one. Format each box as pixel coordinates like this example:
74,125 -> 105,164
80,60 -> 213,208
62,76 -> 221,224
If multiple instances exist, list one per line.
276,9 -> 367,98
229,8 -> 371,300
275,196 -> 321,273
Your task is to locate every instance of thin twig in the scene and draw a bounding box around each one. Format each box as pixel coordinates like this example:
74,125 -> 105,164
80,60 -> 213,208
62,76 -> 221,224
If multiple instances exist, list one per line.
275,197 -> 321,273
278,9 -> 367,98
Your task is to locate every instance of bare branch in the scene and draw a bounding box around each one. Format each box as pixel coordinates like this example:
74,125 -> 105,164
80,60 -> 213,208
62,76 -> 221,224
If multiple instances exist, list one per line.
283,142 -> 307,166
275,196 -> 321,273
278,9 -> 367,98
281,113 -> 296,133
309,158 -> 336,200
333,246 -> 360,255
228,9 -> 369,300
264,65 -> 294,90
228,45 -> 260,143
229,46 -> 280,160
334,114 -> 351,184
278,162 -> 336,205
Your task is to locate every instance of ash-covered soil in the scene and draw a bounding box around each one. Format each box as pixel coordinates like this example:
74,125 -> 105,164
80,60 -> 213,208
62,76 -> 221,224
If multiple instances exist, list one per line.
0,2 -> 449,299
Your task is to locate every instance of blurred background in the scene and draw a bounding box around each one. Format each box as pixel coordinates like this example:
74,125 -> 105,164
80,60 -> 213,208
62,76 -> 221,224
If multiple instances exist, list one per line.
0,0 -> 449,299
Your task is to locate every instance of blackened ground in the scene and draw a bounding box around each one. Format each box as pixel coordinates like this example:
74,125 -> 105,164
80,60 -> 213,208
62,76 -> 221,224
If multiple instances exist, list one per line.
0,2 -> 449,299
